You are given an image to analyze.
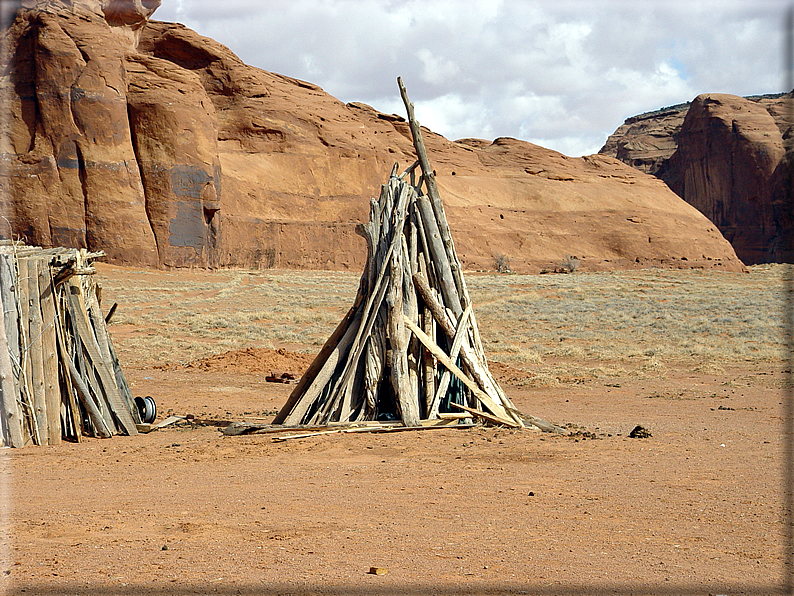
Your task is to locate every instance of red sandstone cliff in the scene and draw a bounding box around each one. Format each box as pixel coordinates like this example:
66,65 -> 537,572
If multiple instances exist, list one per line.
602,93 -> 791,265
662,94 -> 786,265
0,1 -> 744,272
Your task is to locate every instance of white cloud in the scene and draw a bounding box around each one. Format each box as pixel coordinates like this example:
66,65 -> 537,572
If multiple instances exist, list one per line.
416,49 -> 461,85
152,0 -> 791,156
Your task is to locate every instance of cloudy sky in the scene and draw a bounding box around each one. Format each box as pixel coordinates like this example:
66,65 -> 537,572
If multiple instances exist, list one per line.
154,1 -> 789,157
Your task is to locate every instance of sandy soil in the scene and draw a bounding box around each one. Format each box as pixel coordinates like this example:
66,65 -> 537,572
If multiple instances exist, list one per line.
0,271 -> 785,595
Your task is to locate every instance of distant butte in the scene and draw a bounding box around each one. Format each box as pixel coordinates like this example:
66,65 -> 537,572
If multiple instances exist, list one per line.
0,1 -> 744,272
601,92 -> 792,265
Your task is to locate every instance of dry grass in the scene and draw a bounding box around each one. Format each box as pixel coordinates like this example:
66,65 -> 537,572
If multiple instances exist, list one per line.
99,264 -> 784,374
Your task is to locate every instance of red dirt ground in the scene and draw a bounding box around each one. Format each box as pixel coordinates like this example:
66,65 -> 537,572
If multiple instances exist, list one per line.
1,345 -> 782,595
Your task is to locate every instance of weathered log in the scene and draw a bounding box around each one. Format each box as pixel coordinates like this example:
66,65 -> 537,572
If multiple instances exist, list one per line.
401,235 -> 420,419
67,286 -> 137,435
0,287 -> 22,447
388,238 -> 419,426
67,358 -> 112,438
0,255 -> 23,447
398,77 -> 467,305
38,260 -> 61,444
415,194 -> 462,317
26,258 -> 48,444
0,255 -> 20,392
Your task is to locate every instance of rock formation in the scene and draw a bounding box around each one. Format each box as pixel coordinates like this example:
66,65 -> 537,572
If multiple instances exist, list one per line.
602,93 -> 791,264
662,94 -> 786,264
0,1 -> 744,272
599,102 -> 690,177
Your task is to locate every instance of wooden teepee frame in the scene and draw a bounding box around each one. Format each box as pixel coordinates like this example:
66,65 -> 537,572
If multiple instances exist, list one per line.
275,79 -> 550,430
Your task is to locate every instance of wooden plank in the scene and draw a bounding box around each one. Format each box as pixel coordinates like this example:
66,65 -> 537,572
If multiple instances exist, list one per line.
281,306 -> 363,426
450,402 -> 514,427
402,315 -> 518,427
105,330 -> 138,423
153,415 -> 186,429
86,291 -> 136,417
271,421 -> 474,441
76,335 -> 114,432
25,258 -> 48,445
38,259 -> 61,445
272,425 -> 385,441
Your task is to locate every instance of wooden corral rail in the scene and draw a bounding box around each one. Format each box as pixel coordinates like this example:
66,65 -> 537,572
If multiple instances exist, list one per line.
0,245 -> 139,447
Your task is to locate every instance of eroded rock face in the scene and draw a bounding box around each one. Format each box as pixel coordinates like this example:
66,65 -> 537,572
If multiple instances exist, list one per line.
599,103 -> 689,177
0,1 -> 745,272
0,3 -> 159,265
602,93 -> 792,264
662,94 -> 786,265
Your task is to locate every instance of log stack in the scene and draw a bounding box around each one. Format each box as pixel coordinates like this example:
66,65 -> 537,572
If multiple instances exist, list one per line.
0,245 -> 139,447
274,80 -> 545,430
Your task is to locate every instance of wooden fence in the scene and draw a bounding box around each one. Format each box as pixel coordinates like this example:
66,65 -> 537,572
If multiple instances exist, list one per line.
0,245 -> 139,447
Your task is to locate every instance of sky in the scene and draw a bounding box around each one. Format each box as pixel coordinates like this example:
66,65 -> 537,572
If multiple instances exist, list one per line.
153,0 -> 790,157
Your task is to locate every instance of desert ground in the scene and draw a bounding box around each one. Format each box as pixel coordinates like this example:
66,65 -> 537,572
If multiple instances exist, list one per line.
0,263 -> 786,595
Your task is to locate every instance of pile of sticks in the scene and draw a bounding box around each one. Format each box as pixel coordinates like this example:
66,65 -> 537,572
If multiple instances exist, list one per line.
0,245 -> 139,447
275,79 -> 551,430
